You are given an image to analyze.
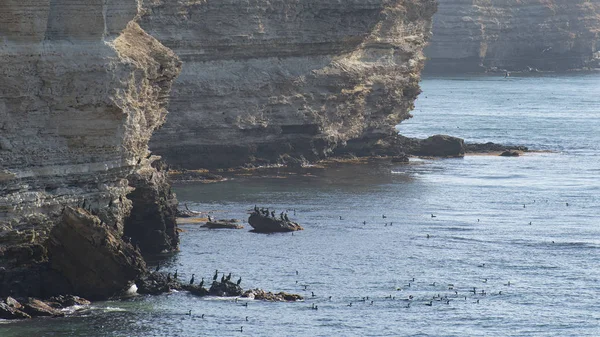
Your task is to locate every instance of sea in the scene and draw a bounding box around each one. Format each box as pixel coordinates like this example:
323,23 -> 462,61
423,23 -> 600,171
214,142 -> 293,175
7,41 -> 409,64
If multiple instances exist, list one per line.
2,72 -> 600,336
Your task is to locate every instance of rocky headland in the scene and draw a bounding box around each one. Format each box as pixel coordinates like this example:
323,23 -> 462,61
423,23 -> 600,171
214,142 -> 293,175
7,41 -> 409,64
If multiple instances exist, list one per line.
0,0 -> 181,301
141,0 -> 438,169
425,0 -> 600,73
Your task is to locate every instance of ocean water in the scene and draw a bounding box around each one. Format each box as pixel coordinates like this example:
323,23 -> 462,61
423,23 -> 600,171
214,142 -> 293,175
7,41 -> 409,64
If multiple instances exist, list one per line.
3,73 -> 600,336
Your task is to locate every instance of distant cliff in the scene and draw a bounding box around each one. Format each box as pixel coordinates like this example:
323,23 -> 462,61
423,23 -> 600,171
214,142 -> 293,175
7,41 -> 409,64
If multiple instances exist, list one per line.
425,0 -> 600,72
141,0 -> 437,169
0,0 -> 180,299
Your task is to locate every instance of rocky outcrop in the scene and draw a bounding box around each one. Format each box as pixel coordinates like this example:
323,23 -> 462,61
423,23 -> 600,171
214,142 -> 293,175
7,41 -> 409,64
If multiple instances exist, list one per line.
425,0 -> 600,72
0,0 -> 180,300
140,0 -> 438,169
242,289 -> 304,302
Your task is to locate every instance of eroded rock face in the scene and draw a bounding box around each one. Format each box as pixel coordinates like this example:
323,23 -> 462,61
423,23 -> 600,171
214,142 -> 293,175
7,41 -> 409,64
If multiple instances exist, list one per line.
140,0 -> 437,169
425,0 -> 600,72
0,0 -> 180,299
46,207 -> 146,300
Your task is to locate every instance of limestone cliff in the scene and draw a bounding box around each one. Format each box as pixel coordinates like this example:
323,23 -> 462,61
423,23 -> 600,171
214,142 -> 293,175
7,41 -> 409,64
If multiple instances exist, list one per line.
425,0 -> 600,72
0,1 -> 181,299
140,0 -> 437,169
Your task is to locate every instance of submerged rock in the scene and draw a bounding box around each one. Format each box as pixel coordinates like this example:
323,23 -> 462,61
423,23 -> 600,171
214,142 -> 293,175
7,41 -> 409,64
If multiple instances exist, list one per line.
248,213 -> 303,233
466,142 -> 528,153
500,151 -> 521,157
242,289 -> 303,302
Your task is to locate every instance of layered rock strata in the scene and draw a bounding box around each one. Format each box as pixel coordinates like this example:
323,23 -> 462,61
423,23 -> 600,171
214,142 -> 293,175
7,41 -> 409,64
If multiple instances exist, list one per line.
140,0 -> 438,169
0,0 -> 181,299
425,0 -> 600,72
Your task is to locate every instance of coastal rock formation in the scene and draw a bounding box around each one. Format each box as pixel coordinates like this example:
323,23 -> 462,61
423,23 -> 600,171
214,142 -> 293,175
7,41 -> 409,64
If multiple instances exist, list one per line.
0,0 -> 180,299
140,0 -> 437,169
425,0 -> 600,72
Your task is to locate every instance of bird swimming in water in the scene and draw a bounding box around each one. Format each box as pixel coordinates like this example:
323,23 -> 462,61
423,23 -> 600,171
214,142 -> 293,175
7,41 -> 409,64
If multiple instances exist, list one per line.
363,221 -> 366,225
431,214 -> 436,218
186,310 -> 191,316
382,215 -> 387,218
339,216 -> 342,220
189,274 -> 195,285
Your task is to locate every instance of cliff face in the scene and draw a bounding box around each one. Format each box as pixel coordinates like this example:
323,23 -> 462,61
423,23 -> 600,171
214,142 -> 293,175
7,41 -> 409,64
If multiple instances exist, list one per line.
425,0 -> 600,72
0,1 -> 180,299
140,0 -> 437,169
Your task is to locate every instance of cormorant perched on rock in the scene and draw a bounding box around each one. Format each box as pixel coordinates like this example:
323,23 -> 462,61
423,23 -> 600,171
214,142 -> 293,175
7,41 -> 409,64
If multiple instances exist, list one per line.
284,214 -> 289,221
199,278 -> 204,288
146,152 -> 152,159
237,277 -> 242,285
190,274 -> 195,285
208,215 -> 212,222
174,270 -> 178,279
226,272 -> 232,281
167,273 -> 172,282
271,211 -> 275,218
221,274 -> 225,283
264,208 -> 269,216
82,199 -> 87,209
213,270 -> 219,281
280,212 -> 284,220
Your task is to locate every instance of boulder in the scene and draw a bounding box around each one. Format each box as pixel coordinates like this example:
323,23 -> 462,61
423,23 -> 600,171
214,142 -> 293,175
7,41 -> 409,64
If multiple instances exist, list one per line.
413,135 -> 465,157
242,289 -> 303,302
46,295 -> 91,308
181,284 -> 209,297
208,281 -> 243,297
0,302 -> 31,319
22,298 -> 64,317
136,272 -> 182,295
5,296 -> 23,310
248,213 -> 303,233
46,207 -> 147,300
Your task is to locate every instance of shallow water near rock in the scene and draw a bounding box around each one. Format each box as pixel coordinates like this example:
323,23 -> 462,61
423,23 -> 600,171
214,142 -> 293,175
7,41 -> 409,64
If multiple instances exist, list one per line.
2,73 -> 600,336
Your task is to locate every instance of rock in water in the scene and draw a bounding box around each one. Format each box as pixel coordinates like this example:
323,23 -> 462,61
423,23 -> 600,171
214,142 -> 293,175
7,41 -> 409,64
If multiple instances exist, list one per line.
22,299 -> 64,318
242,289 -> 303,302
413,135 -> 466,157
46,207 -> 147,300
248,213 -> 303,233
209,280 -> 243,297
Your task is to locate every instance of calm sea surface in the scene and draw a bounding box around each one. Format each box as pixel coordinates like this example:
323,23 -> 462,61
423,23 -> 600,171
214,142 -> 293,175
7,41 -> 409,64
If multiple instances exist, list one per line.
3,73 -> 600,336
